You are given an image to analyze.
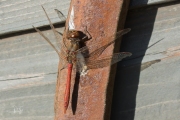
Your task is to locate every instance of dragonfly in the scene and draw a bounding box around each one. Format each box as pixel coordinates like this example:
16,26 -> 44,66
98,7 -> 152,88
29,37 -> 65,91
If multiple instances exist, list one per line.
33,6 -> 132,114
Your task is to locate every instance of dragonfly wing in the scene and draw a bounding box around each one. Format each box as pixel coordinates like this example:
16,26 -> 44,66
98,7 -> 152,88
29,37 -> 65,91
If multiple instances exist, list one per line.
87,40 -> 116,60
54,9 -> 72,50
41,6 -> 69,52
76,52 -> 87,73
114,28 -> 131,38
76,28 -> 131,59
110,52 -> 132,65
86,52 -> 132,69
33,26 -> 67,60
54,8 -> 69,48
54,9 -> 66,21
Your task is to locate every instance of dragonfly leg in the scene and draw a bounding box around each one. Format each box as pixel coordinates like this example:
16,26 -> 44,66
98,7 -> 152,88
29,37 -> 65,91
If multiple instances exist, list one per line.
72,59 -> 76,63
82,26 -> 92,40
71,51 -> 77,56
55,30 -> 63,36
59,66 -> 66,71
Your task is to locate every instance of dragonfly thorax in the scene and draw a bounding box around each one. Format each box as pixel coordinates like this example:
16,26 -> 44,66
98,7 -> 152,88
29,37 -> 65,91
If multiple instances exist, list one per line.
68,40 -> 80,52
66,52 -> 76,63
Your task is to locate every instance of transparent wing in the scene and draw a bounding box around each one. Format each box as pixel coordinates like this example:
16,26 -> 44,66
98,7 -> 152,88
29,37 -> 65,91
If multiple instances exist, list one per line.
34,6 -> 69,115
76,28 -> 131,59
33,26 -> 67,61
79,53 -> 132,87
76,52 -> 87,72
54,8 -> 71,50
54,9 -> 66,21
85,52 -> 132,69
33,6 -> 72,62
54,9 -> 67,48
41,6 -> 69,52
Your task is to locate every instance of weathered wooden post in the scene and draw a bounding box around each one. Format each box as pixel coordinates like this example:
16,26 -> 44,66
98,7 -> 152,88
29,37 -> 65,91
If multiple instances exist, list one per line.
55,0 -> 130,119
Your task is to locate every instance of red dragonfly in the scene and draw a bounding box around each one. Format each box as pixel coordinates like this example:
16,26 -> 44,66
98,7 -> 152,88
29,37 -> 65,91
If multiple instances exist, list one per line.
33,6 -> 132,114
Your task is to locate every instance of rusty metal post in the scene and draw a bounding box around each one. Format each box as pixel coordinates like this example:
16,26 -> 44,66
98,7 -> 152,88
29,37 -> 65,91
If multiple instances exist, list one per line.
55,0 -> 130,119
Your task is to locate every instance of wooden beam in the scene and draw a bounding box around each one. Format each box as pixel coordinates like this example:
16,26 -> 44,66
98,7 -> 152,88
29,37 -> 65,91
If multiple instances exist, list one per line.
55,0 -> 130,119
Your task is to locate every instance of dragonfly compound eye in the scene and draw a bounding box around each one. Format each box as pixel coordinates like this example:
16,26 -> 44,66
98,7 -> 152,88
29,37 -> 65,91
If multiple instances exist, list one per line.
67,30 -> 81,39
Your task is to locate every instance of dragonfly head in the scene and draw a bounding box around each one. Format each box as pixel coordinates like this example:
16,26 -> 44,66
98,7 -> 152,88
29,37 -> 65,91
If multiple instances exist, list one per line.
67,30 -> 81,40
67,30 -> 88,42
